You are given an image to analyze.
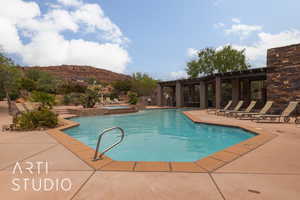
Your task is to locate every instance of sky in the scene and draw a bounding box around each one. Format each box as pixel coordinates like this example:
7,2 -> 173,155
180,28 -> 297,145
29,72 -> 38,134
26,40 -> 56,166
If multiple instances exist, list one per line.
1,0 -> 300,80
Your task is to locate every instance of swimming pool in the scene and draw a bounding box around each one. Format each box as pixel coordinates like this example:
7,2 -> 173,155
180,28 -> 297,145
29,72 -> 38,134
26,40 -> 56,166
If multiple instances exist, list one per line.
64,109 -> 255,162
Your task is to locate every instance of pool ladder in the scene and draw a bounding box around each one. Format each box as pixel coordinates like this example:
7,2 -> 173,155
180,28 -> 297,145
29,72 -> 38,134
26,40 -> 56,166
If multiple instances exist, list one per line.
92,127 -> 125,161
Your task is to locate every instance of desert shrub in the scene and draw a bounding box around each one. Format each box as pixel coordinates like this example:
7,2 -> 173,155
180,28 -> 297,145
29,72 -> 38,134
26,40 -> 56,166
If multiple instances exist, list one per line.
16,109 -> 58,130
70,93 -> 82,105
57,81 -> 87,94
62,93 -> 81,105
62,94 -> 72,105
109,92 -> 118,100
30,91 -> 55,109
128,91 -> 138,105
80,88 -> 100,108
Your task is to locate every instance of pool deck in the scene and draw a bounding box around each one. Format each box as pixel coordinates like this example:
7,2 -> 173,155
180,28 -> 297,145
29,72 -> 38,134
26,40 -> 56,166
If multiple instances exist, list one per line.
1,101 -> 300,199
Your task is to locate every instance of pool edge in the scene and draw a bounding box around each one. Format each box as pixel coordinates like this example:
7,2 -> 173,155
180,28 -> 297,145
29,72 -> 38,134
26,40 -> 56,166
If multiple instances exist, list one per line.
46,111 -> 277,173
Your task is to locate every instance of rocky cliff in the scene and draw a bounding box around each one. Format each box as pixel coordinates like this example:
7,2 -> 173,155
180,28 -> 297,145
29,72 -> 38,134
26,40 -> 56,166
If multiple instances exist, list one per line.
21,65 -> 131,83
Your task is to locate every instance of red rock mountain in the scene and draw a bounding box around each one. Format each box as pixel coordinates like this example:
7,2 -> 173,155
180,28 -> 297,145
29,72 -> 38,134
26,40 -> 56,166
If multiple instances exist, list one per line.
21,65 -> 131,83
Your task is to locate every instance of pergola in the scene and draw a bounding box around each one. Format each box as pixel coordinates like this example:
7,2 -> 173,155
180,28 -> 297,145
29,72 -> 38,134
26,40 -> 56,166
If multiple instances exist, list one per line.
158,67 -> 267,109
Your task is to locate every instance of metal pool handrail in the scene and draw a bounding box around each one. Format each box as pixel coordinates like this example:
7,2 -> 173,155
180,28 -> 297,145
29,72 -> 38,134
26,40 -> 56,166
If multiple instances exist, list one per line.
92,127 -> 125,161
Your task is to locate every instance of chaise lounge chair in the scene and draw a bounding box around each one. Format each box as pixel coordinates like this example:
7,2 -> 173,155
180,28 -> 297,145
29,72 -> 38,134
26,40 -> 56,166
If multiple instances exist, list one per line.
226,100 -> 257,118
217,100 -> 244,116
207,100 -> 232,115
237,101 -> 273,120
255,101 -> 299,123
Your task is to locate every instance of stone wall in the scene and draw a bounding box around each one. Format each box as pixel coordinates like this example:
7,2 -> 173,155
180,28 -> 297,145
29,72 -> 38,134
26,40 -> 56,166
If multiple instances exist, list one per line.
267,43 -> 300,114
69,107 -> 137,116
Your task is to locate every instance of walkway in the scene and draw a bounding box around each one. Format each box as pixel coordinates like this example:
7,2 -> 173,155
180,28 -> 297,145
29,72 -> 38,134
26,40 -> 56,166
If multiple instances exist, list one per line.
0,101 -> 300,199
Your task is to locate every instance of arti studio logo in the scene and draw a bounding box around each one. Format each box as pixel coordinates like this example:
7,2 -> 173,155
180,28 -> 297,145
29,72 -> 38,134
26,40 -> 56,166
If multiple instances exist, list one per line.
11,161 -> 72,192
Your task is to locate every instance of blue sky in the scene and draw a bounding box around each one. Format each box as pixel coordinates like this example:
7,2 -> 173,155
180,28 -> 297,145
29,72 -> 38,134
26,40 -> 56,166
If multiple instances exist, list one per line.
1,0 -> 300,80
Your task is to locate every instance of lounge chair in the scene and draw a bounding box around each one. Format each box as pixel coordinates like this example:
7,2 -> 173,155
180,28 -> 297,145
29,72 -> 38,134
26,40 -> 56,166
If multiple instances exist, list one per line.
237,101 -> 273,120
207,100 -> 232,115
217,100 -> 244,116
113,98 -> 120,104
255,101 -> 299,123
227,100 -> 257,118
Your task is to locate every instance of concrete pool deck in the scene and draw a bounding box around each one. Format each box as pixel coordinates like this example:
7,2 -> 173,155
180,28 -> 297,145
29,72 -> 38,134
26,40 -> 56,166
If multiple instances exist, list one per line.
1,101 -> 300,199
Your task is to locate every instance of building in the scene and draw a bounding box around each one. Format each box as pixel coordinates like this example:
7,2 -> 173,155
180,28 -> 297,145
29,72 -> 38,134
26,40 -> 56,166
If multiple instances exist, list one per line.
157,43 -> 300,114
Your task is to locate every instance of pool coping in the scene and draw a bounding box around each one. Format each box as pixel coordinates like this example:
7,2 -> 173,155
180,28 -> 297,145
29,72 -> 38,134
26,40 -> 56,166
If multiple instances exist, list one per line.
46,110 -> 277,173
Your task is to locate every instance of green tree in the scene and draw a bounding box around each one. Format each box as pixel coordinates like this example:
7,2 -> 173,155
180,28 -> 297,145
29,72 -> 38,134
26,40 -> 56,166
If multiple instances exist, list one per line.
24,69 -> 60,93
30,91 -> 55,109
186,45 -> 250,78
131,72 -> 158,96
19,77 -> 37,91
0,52 -> 21,112
112,80 -> 132,94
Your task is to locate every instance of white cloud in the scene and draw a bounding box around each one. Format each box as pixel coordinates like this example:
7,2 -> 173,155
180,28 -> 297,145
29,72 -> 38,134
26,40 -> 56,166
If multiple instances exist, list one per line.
72,4 -> 127,43
214,22 -> 225,29
213,0 -> 223,6
57,0 -> 82,7
187,48 -> 198,58
0,18 -> 23,53
232,18 -> 241,24
225,24 -> 262,39
0,0 -> 130,73
170,70 -> 188,79
232,30 -> 300,66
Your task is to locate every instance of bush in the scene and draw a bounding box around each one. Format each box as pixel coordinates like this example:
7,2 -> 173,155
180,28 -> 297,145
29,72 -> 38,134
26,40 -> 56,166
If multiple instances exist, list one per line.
57,81 -> 87,94
16,109 -> 58,130
30,91 -> 55,109
128,91 -> 138,105
80,89 -> 100,108
62,94 -> 72,105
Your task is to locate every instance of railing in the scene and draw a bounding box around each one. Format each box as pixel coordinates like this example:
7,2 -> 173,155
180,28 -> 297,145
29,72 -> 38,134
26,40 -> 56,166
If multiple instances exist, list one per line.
92,127 -> 125,161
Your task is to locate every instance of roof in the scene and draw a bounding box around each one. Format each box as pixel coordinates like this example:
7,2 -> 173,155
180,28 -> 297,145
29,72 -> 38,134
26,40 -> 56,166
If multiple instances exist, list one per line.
159,67 -> 267,86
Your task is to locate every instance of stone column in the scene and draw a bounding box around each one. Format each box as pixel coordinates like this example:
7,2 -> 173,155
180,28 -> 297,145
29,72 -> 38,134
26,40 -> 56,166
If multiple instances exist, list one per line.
200,81 -> 208,109
232,79 -> 240,105
242,79 -> 251,102
157,85 -> 163,106
176,81 -> 183,108
215,76 -> 222,109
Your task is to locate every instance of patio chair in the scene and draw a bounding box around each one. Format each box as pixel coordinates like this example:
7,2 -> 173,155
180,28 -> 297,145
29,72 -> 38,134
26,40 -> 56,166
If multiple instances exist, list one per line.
237,101 -> 273,120
227,100 -> 257,118
113,98 -> 120,104
207,100 -> 232,115
255,101 -> 299,123
217,100 -> 244,116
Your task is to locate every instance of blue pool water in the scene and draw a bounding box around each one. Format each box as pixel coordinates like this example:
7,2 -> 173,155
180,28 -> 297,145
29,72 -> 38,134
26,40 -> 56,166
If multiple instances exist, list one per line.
64,109 -> 255,162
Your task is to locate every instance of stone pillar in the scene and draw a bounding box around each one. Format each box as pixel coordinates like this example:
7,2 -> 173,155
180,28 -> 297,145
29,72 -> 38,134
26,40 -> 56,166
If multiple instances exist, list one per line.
242,79 -> 251,101
200,81 -> 208,109
231,79 -> 240,105
157,85 -> 163,106
215,76 -> 222,109
176,81 -> 183,108
171,86 -> 176,106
